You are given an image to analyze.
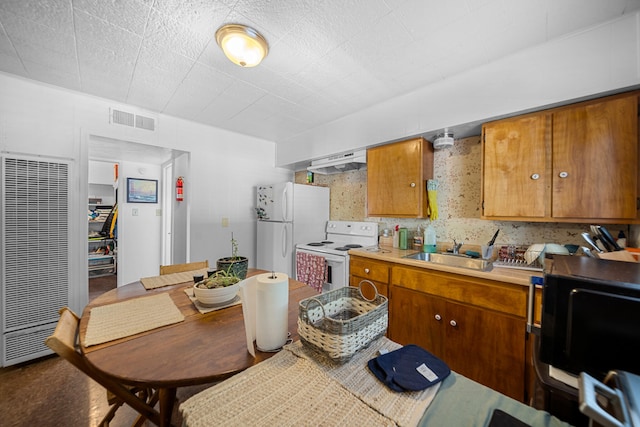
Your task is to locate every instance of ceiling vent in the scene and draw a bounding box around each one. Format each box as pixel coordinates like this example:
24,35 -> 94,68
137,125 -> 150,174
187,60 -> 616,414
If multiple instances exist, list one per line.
307,149 -> 367,175
432,128 -> 454,149
110,108 -> 156,131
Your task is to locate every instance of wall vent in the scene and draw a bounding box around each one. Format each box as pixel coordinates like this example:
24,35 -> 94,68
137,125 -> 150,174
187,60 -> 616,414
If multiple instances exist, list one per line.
110,108 -> 156,131
110,108 -> 135,127
135,114 -> 155,131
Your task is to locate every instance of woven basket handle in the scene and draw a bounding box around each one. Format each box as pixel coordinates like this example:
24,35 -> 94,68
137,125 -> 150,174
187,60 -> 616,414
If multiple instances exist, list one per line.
302,297 -> 326,324
357,280 -> 379,302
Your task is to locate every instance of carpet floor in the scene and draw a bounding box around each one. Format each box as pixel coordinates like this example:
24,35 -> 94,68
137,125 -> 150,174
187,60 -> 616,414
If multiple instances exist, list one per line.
0,275 -> 212,427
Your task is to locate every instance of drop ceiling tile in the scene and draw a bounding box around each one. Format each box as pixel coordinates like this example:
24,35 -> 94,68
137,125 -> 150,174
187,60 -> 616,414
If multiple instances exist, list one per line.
163,63 -> 235,116
11,40 -> 78,75
23,59 -> 80,90
1,12 -> 76,56
76,39 -> 136,82
127,61 -> 185,110
138,41 -> 195,75
73,0 -> 151,36
80,75 -> 130,101
392,0 -> 471,41
231,0 -> 313,43
0,52 -> 27,75
143,6 -> 223,60
219,79 -> 268,104
0,0 -> 73,33
74,9 -> 142,62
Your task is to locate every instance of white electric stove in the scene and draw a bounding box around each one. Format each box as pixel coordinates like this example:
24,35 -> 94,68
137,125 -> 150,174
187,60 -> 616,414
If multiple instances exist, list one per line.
295,220 -> 378,292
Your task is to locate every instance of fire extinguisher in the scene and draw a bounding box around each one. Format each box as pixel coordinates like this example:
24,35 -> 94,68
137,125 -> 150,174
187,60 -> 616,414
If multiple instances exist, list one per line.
176,176 -> 184,202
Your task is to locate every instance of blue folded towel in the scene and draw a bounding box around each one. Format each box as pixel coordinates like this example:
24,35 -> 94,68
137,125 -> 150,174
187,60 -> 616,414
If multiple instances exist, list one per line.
367,344 -> 451,392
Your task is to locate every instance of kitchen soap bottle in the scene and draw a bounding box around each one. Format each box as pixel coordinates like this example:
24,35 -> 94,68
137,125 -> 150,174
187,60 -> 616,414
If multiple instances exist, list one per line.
423,224 -> 437,253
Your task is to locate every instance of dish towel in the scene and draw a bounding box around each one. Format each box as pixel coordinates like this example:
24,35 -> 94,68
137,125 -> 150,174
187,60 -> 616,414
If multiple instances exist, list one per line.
296,252 -> 326,292
427,179 -> 439,220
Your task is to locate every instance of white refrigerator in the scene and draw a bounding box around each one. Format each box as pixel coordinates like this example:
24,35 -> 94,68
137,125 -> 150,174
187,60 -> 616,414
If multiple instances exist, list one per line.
256,182 -> 329,276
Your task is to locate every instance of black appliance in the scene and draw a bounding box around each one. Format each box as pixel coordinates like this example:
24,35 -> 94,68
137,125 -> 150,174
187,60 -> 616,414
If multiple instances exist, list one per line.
539,256 -> 640,380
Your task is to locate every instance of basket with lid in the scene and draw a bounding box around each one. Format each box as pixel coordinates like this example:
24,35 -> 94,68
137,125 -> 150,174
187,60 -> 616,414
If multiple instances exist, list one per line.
297,280 -> 388,363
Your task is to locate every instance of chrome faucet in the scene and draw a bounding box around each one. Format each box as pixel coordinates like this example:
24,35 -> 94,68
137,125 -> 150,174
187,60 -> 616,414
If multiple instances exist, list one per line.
452,240 -> 463,254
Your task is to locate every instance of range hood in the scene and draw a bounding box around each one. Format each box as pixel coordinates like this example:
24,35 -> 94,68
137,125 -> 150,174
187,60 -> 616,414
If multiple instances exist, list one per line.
307,149 -> 367,175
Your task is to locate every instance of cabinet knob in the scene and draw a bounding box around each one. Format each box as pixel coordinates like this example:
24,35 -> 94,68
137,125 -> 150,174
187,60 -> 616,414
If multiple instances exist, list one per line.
530,173 -> 540,180
434,314 -> 442,321
449,320 -> 457,327
410,182 -> 416,188
559,171 -> 568,178
364,268 -> 370,274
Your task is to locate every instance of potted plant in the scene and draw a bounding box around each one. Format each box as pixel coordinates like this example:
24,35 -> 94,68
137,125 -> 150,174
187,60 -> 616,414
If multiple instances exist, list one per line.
216,232 -> 248,279
193,269 -> 241,305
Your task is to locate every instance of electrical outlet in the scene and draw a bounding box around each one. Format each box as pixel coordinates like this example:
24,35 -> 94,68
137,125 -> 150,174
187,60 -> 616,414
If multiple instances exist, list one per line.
132,208 -> 139,216
222,217 -> 229,227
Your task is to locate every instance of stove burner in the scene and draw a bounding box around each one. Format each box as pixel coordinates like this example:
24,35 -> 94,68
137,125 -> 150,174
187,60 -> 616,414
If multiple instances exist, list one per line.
322,241 -> 333,244
334,247 -> 350,251
307,242 -> 324,246
344,244 -> 362,248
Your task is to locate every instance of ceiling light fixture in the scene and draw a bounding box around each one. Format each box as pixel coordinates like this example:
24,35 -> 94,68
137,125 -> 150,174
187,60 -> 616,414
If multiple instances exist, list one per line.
215,24 -> 269,67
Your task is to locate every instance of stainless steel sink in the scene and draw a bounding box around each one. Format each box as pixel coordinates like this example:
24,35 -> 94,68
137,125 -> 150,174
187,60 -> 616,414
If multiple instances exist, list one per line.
403,252 -> 493,271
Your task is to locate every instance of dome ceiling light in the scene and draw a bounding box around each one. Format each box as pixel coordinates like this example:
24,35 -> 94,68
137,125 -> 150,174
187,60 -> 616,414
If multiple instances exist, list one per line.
215,24 -> 269,67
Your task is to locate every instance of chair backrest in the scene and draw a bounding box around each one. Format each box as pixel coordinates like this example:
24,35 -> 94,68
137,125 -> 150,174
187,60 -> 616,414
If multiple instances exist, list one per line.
45,307 -> 160,425
159,260 -> 208,275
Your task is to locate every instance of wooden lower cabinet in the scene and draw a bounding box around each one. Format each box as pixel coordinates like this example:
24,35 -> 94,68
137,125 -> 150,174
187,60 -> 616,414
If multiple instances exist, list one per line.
349,256 -> 390,300
388,265 -> 528,402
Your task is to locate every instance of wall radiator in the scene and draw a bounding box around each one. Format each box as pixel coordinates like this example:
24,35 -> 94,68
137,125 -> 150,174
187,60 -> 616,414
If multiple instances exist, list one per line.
1,155 -> 70,366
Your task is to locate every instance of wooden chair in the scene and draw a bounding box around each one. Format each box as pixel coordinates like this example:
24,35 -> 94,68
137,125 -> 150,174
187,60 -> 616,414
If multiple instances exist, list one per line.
45,307 -> 161,427
159,260 -> 208,275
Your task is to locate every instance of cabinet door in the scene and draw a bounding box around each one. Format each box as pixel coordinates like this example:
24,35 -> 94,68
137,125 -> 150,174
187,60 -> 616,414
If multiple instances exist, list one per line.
388,285 -> 444,359
367,138 -> 431,217
444,300 -> 526,401
552,96 -> 638,219
482,114 -> 548,218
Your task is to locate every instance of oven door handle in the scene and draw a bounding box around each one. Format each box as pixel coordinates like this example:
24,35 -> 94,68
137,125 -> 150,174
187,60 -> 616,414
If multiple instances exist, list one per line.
296,249 -> 346,263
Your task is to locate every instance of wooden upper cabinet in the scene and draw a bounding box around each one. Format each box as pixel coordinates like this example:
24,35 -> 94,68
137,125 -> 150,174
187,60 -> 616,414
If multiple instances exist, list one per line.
482,91 -> 640,223
482,114 -> 549,218
367,137 -> 434,217
552,96 -> 638,219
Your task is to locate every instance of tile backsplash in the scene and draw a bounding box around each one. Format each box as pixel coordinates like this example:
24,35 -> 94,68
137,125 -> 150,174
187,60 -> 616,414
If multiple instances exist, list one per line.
295,136 -> 637,249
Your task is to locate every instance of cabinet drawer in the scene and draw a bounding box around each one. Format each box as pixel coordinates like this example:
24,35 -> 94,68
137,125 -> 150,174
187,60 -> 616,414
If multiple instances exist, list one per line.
350,258 -> 390,283
392,266 -> 527,318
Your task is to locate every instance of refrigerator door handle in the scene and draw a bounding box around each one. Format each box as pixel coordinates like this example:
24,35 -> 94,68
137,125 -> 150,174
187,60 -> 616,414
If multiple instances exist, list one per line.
281,186 -> 288,221
281,225 -> 288,258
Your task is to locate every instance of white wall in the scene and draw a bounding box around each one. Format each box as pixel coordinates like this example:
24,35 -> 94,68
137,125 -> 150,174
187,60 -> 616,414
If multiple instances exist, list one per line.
276,11 -> 640,166
0,73 -> 291,309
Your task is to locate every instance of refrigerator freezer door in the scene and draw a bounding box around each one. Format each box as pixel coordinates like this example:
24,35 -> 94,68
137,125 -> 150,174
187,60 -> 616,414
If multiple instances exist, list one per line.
257,221 -> 294,276
257,182 -> 293,222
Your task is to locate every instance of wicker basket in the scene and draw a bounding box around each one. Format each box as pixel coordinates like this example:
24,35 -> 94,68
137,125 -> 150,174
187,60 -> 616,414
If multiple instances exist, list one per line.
297,280 -> 388,363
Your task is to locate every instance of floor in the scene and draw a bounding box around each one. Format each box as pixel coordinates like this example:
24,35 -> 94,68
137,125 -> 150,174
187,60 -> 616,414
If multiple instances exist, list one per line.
0,275 -> 211,427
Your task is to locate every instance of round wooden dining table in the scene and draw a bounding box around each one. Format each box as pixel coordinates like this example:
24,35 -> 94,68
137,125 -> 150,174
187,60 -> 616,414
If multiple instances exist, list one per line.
79,269 -> 317,427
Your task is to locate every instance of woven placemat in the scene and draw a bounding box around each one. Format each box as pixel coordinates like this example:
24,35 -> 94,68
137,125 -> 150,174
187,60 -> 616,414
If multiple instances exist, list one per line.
140,269 -> 208,290
180,346 -> 393,427
288,336 -> 439,426
183,287 -> 242,314
85,293 -> 184,346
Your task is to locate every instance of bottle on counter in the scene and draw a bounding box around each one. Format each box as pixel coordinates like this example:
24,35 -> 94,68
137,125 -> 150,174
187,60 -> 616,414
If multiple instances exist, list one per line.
393,225 -> 399,248
423,223 -> 437,253
399,228 -> 408,250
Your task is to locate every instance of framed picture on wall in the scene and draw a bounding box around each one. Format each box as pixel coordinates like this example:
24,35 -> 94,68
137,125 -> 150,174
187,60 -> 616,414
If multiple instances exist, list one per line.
126,178 -> 158,203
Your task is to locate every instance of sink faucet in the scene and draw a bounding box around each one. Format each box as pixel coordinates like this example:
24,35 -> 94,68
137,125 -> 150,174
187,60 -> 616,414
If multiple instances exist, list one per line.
452,240 -> 463,254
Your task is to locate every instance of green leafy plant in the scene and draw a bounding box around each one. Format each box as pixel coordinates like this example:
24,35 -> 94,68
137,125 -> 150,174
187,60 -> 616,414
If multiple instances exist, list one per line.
196,269 -> 239,289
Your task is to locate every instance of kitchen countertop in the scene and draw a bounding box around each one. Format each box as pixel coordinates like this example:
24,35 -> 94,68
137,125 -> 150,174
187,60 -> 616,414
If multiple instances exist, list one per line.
349,246 -> 542,287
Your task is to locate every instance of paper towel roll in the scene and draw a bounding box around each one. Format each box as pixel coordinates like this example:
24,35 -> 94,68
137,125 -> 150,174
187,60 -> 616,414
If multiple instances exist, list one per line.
255,272 -> 289,352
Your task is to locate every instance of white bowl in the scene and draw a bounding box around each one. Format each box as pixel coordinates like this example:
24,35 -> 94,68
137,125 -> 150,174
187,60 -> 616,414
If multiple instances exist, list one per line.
193,281 -> 240,305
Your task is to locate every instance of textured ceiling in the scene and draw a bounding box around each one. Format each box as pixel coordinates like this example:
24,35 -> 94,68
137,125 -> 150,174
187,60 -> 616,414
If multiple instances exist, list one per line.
1,0 -> 640,146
